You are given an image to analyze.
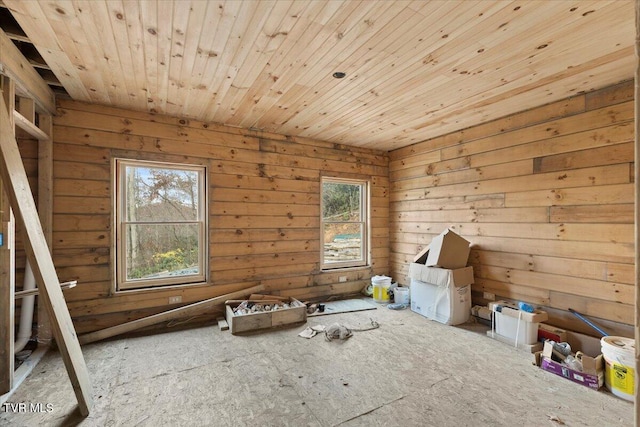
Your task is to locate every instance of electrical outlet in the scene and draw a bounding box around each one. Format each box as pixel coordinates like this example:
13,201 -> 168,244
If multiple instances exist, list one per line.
168,296 -> 182,304
483,292 -> 495,301
339,276 -> 347,283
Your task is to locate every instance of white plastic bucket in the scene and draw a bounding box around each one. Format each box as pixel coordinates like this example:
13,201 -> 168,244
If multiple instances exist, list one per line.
371,275 -> 392,303
601,336 -> 635,401
393,287 -> 410,304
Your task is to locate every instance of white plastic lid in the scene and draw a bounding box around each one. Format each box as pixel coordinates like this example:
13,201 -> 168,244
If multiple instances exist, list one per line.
601,336 -> 635,353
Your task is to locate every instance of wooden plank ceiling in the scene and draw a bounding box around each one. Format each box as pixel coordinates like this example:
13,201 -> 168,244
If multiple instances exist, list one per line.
2,0 -> 635,151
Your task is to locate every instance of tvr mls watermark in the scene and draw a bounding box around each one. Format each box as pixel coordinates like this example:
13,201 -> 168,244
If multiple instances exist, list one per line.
2,402 -> 54,413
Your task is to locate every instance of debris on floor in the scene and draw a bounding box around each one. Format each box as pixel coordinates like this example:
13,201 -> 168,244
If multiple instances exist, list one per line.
298,318 -> 381,341
231,299 -> 301,316
307,299 -> 377,317
325,318 -> 380,342
298,325 -> 326,339
324,323 -> 353,341
547,414 -> 565,425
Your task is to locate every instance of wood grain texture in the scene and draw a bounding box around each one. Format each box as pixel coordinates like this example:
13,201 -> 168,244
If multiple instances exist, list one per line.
37,111 -> 53,344
390,82 -> 634,329
633,1 -> 639,419
0,76 -> 15,394
3,1 -> 635,150
50,100 -> 388,332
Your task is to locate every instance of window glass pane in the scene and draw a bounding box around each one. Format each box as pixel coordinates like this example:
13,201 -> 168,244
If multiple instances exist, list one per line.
125,165 -> 200,222
125,223 -> 200,280
322,182 -> 361,221
323,223 -> 363,264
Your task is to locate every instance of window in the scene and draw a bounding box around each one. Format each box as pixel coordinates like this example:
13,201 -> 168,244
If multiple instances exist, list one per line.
321,177 -> 368,269
115,159 -> 207,290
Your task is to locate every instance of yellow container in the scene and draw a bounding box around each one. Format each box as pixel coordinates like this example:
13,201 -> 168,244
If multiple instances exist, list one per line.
601,336 -> 635,402
372,276 -> 391,303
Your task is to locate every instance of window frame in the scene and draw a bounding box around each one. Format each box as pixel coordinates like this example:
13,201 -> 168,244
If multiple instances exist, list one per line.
320,176 -> 370,270
114,158 -> 208,291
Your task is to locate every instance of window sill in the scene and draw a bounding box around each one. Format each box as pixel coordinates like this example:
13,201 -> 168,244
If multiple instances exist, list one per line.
319,265 -> 372,273
114,281 -> 210,295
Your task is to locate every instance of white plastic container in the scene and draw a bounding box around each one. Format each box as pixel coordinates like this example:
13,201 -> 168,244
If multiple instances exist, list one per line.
371,275 -> 392,303
393,287 -> 410,304
601,336 -> 635,402
494,311 -> 538,345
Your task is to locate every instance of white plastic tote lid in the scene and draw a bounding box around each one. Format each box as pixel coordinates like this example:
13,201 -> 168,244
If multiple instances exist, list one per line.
601,336 -> 635,352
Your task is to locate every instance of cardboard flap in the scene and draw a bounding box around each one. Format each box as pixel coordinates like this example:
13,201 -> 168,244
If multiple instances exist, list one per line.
408,264 -> 474,287
566,331 -> 603,358
412,244 -> 430,264
425,229 -> 470,269
542,340 -> 554,358
489,301 -> 548,323
581,354 -> 599,373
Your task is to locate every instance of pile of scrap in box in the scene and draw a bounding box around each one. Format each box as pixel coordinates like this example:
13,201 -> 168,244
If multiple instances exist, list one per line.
408,228 -> 473,325
225,294 -> 307,334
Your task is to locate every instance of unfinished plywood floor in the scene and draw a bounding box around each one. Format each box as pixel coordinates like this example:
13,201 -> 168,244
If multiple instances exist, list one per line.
1,302 -> 633,426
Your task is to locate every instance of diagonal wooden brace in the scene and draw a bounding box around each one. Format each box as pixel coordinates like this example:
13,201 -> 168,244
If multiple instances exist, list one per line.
0,96 -> 93,416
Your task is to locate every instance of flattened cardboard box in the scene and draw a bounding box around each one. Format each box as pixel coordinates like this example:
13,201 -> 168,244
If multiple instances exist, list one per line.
412,228 -> 470,269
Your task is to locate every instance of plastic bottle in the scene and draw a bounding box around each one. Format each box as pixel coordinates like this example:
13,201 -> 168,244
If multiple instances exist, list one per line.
518,301 -> 534,313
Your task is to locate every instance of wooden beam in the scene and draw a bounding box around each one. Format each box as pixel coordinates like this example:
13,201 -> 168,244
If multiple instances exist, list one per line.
37,113 -> 52,344
0,75 -> 14,394
13,110 -> 48,140
635,0 -> 640,423
0,95 -> 92,416
15,280 -> 76,299
0,28 -> 54,114
78,284 -> 265,345
217,317 -> 229,331
17,96 -> 34,123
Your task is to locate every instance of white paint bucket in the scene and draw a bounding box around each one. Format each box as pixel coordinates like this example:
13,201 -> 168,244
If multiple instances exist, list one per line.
371,275 -> 391,303
393,287 -> 410,304
601,336 -> 635,401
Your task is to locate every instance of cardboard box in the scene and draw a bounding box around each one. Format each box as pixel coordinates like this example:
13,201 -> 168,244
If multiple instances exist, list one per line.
413,228 -> 470,269
408,265 -> 474,325
538,323 -> 567,343
408,263 -> 474,286
535,340 -> 604,390
225,298 -> 306,334
487,330 -> 543,352
566,330 -> 603,357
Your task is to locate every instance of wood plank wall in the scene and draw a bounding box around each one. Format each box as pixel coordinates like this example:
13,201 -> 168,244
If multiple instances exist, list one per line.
49,100 -> 389,334
389,80 -> 635,337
